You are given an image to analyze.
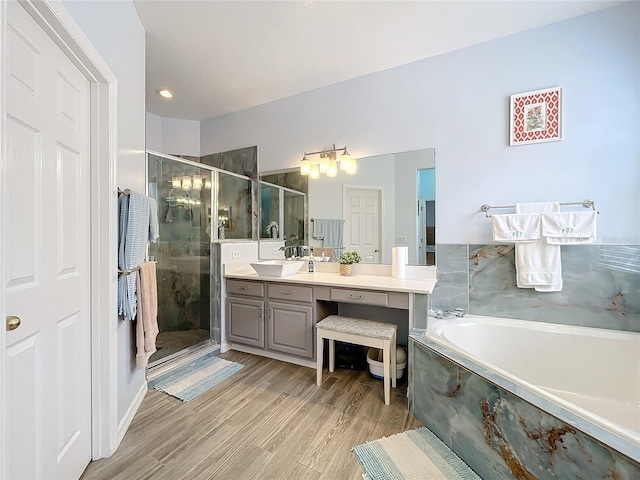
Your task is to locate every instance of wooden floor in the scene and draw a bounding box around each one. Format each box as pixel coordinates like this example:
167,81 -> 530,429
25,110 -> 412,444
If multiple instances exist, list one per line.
81,350 -> 421,480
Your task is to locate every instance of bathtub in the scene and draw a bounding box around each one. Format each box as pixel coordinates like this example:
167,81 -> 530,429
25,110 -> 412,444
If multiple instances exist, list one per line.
421,315 -> 640,464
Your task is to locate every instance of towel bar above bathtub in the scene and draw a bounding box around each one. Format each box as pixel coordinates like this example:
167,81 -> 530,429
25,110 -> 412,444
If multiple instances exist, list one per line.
480,199 -> 598,217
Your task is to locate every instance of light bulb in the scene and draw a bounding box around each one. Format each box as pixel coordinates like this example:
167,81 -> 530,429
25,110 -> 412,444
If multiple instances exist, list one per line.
319,153 -> 330,173
192,175 -> 203,190
172,176 -> 181,188
310,163 -> 320,179
346,158 -> 357,175
204,178 -> 212,189
340,151 -> 352,171
327,160 -> 338,177
300,156 -> 311,176
182,177 -> 191,190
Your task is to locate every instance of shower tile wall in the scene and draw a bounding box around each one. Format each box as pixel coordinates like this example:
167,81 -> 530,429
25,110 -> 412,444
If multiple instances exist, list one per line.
202,146 -> 258,240
433,244 -> 640,332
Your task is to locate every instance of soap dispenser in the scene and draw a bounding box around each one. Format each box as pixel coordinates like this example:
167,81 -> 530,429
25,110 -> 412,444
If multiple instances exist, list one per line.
308,249 -> 316,273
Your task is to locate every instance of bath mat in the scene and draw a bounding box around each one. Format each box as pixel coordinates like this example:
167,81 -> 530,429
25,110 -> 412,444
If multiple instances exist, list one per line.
352,427 -> 481,480
152,355 -> 243,402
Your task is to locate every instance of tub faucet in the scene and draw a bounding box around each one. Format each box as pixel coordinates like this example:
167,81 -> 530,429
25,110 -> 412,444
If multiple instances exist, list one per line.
434,308 -> 465,319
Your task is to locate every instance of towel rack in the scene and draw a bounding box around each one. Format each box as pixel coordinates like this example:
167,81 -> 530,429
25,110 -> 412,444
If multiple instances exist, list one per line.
480,199 -> 598,218
118,187 -> 131,196
118,261 -> 156,276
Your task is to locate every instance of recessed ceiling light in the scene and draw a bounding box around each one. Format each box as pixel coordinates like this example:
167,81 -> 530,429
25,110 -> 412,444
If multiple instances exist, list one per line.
156,89 -> 175,99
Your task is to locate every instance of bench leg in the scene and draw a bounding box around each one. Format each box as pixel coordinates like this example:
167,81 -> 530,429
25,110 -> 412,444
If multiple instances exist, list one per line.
316,332 -> 324,386
328,339 -> 335,372
391,332 -> 397,389
383,339 -> 391,405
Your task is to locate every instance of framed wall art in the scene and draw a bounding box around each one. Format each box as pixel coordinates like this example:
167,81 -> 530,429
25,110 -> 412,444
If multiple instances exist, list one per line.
510,86 -> 563,146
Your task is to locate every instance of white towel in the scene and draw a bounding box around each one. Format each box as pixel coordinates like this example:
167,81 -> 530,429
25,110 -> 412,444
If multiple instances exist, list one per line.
541,211 -> 597,244
491,213 -> 540,243
515,202 -> 562,292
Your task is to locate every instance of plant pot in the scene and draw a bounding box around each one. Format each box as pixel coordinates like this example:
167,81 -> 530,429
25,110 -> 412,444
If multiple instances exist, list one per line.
339,264 -> 353,276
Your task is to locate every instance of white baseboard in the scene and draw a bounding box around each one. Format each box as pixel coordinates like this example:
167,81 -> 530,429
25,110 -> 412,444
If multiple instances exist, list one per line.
116,381 -> 147,446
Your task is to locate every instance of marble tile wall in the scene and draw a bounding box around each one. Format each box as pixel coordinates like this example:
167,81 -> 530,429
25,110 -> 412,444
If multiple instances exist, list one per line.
409,339 -> 640,479
432,244 -> 640,332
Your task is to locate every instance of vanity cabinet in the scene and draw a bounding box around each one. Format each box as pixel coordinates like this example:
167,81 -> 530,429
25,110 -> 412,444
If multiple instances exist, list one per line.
226,280 -> 265,348
226,280 -> 316,359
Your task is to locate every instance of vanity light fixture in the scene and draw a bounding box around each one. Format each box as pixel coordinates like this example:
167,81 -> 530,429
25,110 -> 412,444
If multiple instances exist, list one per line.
170,173 -> 211,191
299,144 -> 358,179
156,88 -> 175,98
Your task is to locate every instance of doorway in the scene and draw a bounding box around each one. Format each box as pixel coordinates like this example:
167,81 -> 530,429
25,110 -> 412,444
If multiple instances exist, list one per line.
343,186 -> 383,263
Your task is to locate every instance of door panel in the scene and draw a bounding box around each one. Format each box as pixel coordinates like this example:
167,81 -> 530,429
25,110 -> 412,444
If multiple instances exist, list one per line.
4,3 -> 91,478
344,187 -> 381,263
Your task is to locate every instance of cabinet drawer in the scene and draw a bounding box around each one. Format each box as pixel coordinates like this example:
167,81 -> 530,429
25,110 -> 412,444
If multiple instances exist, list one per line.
330,288 -> 388,307
268,283 -> 313,303
227,279 -> 264,297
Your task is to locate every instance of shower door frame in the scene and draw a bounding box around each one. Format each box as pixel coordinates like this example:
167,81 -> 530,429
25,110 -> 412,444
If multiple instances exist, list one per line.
145,151 -> 255,369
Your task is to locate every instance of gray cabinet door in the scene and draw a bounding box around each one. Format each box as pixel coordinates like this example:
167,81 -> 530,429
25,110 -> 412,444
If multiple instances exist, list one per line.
227,297 -> 265,348
267,301 -> 314,358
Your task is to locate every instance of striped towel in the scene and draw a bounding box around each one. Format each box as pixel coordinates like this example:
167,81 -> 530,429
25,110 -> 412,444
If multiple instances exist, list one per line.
118,191 -> 159,320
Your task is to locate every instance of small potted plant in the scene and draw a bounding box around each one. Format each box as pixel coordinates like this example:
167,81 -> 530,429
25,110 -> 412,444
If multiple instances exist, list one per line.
337,250 -> 361,276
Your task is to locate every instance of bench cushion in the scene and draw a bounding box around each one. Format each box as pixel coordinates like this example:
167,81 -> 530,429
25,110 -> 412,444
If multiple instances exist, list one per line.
316,315 -> 397,340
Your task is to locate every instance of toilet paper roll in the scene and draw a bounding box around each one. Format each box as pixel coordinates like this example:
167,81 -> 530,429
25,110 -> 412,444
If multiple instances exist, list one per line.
392,246 -> 408,279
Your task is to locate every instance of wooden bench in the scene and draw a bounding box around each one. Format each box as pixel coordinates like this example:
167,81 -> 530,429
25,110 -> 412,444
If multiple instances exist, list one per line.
316,315 -> 397,405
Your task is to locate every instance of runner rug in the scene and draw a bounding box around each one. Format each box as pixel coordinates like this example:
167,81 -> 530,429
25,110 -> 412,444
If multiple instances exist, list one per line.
352,427 -> 481,480
152,355 -> 243,402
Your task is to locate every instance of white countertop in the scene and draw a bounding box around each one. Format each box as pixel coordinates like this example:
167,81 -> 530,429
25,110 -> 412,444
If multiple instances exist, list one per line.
224,264 -> 437,294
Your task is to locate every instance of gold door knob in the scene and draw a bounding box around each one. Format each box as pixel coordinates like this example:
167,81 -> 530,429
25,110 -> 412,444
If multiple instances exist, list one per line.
6,316 -> 21,331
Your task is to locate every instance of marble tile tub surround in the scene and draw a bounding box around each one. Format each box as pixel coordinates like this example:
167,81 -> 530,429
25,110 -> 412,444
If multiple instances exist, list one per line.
409,339 -> 640,479
432,244 -> 640,332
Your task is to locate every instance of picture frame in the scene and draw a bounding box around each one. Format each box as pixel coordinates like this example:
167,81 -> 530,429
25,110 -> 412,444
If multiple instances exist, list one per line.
510,86 -> 563,146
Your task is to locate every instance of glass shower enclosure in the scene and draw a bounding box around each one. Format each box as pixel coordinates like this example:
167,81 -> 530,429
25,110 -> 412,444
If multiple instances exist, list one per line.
147,152 -> 254,366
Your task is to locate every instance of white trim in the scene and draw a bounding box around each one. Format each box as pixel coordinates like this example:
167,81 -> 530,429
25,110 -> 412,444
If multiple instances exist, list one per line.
117,381 -> 147,445
0,0 -> 119,471
0,1 -> 8,476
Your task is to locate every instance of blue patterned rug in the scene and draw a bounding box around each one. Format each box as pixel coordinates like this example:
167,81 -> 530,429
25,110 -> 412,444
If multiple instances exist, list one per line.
152,355 -> 243,402
352,427 -> 481,480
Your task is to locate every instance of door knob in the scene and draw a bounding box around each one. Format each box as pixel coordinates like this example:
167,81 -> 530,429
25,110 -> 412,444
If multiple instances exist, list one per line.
6,315 -> 21,331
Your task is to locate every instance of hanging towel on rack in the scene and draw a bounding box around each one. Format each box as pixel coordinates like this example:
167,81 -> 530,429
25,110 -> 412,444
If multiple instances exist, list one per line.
515,202 -> 562,292
136,261 -> 159,369
541,211 -> 597,244
118,191 -> 159,321
314,219 -> 344,249
491,213 -> 540,243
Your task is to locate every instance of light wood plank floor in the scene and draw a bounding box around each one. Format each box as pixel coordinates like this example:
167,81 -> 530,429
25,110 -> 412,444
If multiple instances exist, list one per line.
81,351 -> 421,480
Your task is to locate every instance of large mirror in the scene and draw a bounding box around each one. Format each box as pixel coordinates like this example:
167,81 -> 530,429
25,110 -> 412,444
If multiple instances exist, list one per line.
260,148 -> 435,265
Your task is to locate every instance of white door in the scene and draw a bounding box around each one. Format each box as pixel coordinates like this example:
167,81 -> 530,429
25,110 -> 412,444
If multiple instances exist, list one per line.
4,2 -> 91,478
344,187 -> 382,263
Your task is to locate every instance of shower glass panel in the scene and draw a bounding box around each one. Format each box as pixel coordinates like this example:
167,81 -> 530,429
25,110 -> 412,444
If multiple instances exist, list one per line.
283,189 -> 306,246
218,172 -> 253,240
260,183 -> 281,239
147,153 -> 213,363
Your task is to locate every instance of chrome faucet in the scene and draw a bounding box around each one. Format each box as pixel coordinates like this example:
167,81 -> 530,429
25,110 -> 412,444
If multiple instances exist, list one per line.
279,245 -> 309,259
433,308 -> 465,319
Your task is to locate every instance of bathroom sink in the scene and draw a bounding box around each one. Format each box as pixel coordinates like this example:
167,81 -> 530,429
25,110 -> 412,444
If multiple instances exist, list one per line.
249,260 -> 305,277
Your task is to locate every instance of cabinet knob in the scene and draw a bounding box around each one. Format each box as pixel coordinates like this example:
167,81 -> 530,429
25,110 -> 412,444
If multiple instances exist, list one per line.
258,307 -> 263,318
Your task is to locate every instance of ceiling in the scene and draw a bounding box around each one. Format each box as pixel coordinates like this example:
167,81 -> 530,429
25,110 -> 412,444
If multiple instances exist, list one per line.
135,0 -> 622,121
